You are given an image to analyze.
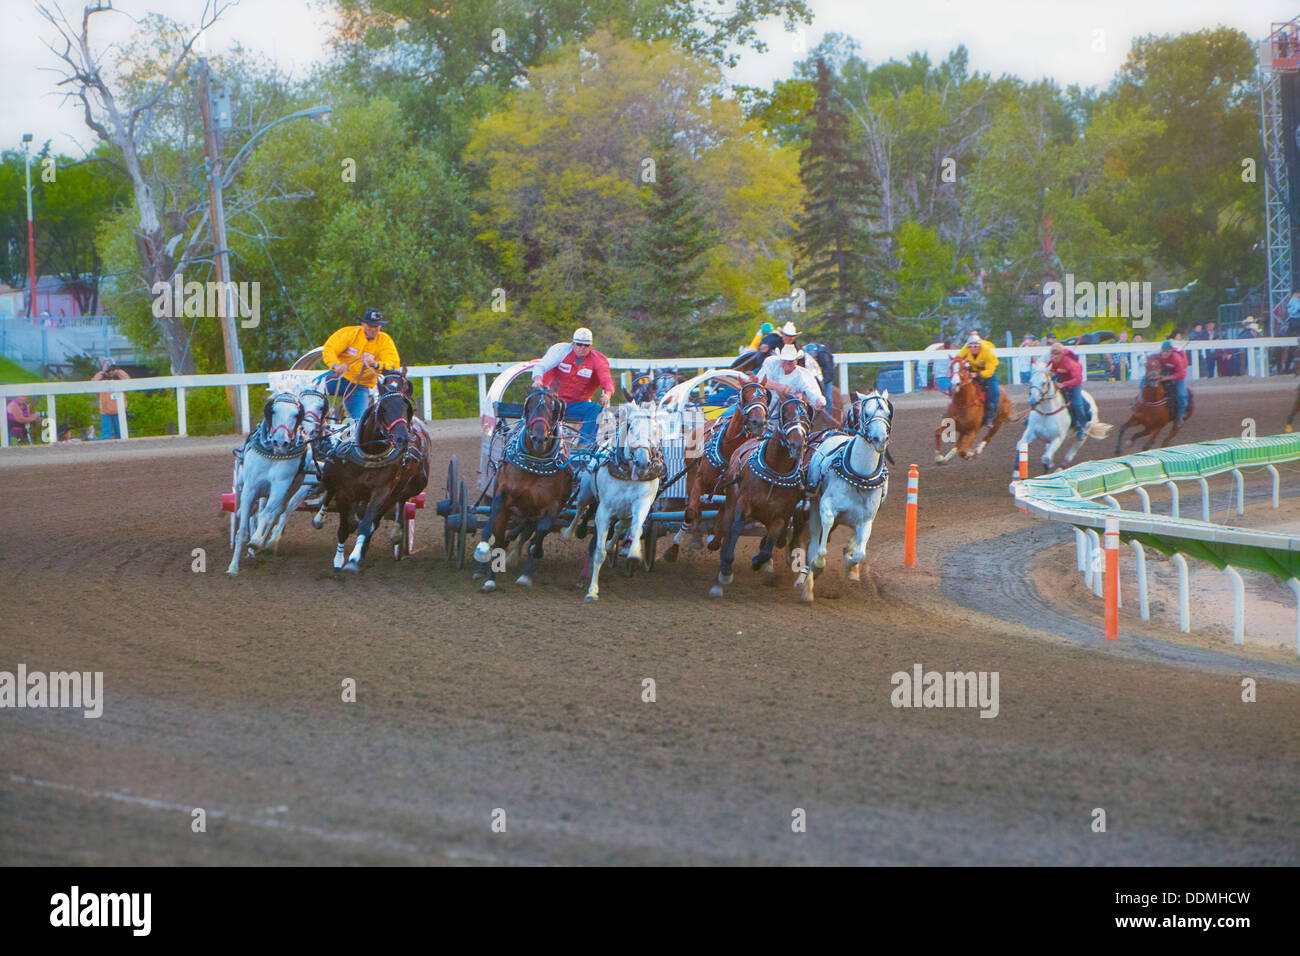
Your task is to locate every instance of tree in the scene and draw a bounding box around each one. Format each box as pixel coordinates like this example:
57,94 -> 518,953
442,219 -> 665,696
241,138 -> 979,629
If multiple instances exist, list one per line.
622,135 -> 717,354
793,57 -> 891,347
462,33 -> 800,358
0,144 -> 128,313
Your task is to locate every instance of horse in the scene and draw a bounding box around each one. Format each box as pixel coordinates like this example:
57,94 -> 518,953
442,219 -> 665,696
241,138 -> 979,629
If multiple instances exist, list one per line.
709,397 -> 810,599
314,368 -> 431,572
1021,361 -> 1112,472
1114,353 -> 1193,452
562,401 -> 665,601
794,390 -> 894,604
934,357 -> 1011,463
251,377 -> 332,554
664,380 -> 770,559
226,392 -> 307,576
472,385 -> 574,592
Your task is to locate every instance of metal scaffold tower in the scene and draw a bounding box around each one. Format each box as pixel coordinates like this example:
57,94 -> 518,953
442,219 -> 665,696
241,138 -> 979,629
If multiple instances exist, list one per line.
1261,19 -> 1300,334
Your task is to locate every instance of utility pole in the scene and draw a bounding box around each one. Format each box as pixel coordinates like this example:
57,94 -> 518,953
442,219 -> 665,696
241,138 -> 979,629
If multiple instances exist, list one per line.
195,58 -> 244,419
22,133 -> 36,322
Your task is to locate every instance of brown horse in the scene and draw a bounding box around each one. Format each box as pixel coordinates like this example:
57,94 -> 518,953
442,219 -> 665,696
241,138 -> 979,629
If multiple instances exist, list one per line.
664,381 -> 770,559
473,385 -> 574,592
934,357 -> 1011,463
316,368 -> 430,572
1115,353 -> 1193,451
709,398 -> 810,599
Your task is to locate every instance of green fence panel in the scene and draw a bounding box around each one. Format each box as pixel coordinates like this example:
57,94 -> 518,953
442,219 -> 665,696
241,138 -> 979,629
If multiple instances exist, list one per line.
1110,454 -> 1166,483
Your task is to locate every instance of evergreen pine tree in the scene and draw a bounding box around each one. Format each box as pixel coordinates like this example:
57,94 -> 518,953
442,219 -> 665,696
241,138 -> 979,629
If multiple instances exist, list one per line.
794,58 -> 892,348
625,135 -> 717,355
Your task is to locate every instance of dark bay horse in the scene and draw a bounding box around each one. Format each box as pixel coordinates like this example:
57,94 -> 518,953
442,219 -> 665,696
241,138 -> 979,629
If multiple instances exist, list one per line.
315,369 -> 430,572
473,385 -> 574,592
1115,353 -> 1193,451
935,357 -> 1011,463
709,398 -> 810,599
664,380 -> 770,559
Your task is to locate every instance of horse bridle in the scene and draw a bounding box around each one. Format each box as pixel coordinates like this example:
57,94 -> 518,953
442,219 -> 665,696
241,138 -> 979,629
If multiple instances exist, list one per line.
264,393 -> 304,443
774,397 -> 809,452
740,382 -> 769,436
524,388 -> 563,441
298,387 -> 329,436
856,394 -> 893,439
618,405 -> 661,469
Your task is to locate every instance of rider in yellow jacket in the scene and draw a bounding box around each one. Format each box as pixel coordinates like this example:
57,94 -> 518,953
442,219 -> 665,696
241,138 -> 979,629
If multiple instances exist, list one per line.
955,333 -> 1000,427
322,308 -> 401,419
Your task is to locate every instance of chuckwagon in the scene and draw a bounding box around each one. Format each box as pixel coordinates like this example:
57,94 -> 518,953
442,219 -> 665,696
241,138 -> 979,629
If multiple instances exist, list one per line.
436,363 -> 750,572
219,348 -> 426,561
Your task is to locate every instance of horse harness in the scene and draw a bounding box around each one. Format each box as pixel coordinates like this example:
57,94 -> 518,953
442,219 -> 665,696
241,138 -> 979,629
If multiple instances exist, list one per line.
823,397 -> 890,491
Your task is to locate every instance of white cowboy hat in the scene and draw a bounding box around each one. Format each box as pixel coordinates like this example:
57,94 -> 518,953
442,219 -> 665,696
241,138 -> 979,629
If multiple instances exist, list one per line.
779,321 -> 799,336
572,327 -> 593,344
967,333 -> 981,345
779,344 -> 799,361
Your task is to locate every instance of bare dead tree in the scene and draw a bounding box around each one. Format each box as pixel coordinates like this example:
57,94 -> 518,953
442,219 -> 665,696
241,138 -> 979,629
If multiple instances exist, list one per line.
39,0 -> 235,373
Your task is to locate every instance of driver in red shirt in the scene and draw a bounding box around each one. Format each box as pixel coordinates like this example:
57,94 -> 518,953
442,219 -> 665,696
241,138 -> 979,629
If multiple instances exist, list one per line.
531,327 -> 615,446
1047,342 -> 1087,438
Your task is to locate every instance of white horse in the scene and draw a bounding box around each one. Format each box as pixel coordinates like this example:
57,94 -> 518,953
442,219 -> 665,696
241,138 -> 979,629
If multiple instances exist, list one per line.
252,373 -> 332,554
226,393 -> 306,576
796,390 -> 893,604
562,402 -> 663,602
1022,361 -> 1111,472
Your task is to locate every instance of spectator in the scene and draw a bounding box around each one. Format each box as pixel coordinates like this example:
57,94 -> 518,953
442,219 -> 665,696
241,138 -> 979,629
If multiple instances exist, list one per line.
7,394 -> 41,444
1282,291 -> 1300,373
92,358 -> 129,440
1130,334 -> 1147,381
1108,331 -> 1129,381
1018,333 -> 1039,382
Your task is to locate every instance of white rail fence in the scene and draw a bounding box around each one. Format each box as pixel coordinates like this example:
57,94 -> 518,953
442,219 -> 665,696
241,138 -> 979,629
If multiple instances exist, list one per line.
1,338 -> 1293,448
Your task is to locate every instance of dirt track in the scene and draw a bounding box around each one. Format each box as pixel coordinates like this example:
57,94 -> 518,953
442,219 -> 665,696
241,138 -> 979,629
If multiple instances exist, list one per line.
2,378 -> 1298,864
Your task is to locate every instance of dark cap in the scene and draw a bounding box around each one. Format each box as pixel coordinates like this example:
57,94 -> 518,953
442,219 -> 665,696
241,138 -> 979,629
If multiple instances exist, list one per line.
361,308 -> 386,326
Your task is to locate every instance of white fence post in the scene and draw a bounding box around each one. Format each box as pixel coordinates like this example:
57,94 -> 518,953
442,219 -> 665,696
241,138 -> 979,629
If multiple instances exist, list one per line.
902,361 -> 914,394
1224,565 -> 1244,645
1075,527 -> 1087,572
1232,468 -> 1244,516
1197,477 -> 1210,522
1134,486 -> 1151,513
478,373 -> 488,417
1086,529 -> 1103,597
177,386 -> 187,436
1129,540 -> 1149,621
1287,579 -> 1300,657
46,395 -> 57,444
116,396 -> 128,440
838,361 -> 849,399
1165,480 -> 1179,518
422,377 -> 432,421
1266,464 -> 1280,508
1172,553 -> 1190,633
238,385 -> 250,435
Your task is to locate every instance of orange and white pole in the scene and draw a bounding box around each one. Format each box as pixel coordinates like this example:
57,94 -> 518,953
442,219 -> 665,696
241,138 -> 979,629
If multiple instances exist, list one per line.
1015,440 -> 1029,513
1104,516 -> 1119,640
904,464 -> 918,568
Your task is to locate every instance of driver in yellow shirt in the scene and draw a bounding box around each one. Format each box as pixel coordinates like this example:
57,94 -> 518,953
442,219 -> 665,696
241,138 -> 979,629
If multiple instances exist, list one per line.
321,307 -> 401,419
956,332 -> 1000,428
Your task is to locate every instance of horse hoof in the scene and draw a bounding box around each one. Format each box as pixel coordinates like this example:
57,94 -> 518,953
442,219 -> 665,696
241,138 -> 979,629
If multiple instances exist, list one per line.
311,516 -> 324,529
344,561 -> 361,574
663,544 -> 679,563
473,542 -> 491,562
720,572 -> 733,585
225,569 -> 238,577
708,584 -> 723,598
482,580 -> 496,592
516,574 -> 532,587
800,591 -> 814,604
584,593 -> 598,602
